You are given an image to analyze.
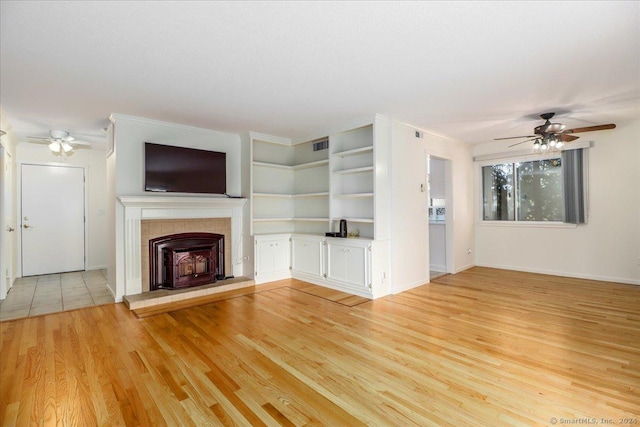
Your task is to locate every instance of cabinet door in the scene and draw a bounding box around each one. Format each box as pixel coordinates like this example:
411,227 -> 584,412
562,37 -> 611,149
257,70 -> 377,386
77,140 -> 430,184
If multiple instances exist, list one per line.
326,241 -> 369,288
271,239 -> 290,274
256,237 -> 290,276
292,237 -> 323,277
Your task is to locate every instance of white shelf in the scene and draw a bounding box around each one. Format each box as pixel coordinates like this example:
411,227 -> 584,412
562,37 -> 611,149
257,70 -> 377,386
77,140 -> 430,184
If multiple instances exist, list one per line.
292,159 -> 329,170
332,145 -> 373,158
253,161 -> 292,170
253,216 -> 329,223
293,192 -> 330,198
254,192 -> 329,198
253,159 -> 329,171
337,217 -> 374,224
253,193 -> 292,198
333,166 -> 374,175
253,217 -> 295,222
334,192 -> 374,199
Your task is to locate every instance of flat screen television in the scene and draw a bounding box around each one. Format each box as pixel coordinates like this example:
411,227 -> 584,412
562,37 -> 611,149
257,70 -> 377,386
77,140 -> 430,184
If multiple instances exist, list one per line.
144,142 -> 226,195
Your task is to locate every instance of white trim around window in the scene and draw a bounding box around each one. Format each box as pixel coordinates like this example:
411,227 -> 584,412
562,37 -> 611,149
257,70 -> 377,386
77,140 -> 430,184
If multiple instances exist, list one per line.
477,220 -> 577,229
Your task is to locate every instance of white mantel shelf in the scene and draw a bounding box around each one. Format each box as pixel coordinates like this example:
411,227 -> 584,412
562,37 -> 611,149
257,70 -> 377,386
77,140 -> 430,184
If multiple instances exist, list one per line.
116,195 -> 247,302
118,196 -> 247,209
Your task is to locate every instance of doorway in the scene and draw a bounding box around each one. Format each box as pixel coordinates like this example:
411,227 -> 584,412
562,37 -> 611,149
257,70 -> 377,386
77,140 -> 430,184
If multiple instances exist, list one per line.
1,146 -> 14,298
428,156 -> 452,278
21,164 -> 85,276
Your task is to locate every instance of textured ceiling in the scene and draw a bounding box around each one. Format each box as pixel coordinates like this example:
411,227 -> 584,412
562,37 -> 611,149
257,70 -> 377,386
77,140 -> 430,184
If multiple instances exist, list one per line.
1,1 -> 638,149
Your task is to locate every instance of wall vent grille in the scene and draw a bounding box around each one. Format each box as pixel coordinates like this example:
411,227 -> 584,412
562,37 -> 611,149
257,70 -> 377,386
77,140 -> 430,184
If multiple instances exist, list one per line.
312,138 -> 329,151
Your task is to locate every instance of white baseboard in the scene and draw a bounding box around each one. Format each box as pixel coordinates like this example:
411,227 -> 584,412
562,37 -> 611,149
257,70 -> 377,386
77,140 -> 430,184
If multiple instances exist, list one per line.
429,263 -> 446,272
475,262 -> 640,286
391,278 -> 429,295
454,263 -> 476,274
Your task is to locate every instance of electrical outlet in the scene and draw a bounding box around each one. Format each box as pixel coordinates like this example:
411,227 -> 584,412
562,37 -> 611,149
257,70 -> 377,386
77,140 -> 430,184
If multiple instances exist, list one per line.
467,248 -> 472,255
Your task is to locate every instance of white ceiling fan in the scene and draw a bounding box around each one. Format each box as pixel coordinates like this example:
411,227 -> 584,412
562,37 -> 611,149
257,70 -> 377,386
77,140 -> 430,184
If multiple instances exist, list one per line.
27,129 -> 91,158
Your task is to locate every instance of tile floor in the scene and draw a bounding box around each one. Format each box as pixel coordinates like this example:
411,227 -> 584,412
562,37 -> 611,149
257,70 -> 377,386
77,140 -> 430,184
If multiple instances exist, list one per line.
0,269 -> 114,322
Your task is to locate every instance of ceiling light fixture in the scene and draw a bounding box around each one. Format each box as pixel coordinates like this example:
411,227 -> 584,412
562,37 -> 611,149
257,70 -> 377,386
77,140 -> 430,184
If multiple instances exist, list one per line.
49,141 -> 61,152
532,134 -> 564,152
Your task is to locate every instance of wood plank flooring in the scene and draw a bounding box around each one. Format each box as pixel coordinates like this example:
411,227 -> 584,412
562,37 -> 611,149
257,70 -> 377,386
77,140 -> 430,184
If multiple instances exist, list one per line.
285,280 -> 371,307
1,267 -> 639,426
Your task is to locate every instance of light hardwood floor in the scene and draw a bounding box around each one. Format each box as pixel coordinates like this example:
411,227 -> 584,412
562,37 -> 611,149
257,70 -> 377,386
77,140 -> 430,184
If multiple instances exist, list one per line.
1,267 -> 638,426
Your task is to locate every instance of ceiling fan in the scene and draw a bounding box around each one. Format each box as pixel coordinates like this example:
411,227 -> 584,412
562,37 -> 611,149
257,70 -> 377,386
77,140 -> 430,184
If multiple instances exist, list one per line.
27,129 -> 91,158
495,112 -> 616,151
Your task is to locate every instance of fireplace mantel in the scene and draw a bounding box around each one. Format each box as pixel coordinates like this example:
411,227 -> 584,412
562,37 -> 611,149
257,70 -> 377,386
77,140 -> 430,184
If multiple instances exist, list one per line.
119,196 -> 246,210
117,196 -> 246,300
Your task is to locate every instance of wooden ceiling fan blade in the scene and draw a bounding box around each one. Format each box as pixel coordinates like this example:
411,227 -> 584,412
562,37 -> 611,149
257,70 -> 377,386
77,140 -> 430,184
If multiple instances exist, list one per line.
508,138 -> 537,148
561,134 -> 580,142
494,135 -> 536,141
564,124 -> 616,134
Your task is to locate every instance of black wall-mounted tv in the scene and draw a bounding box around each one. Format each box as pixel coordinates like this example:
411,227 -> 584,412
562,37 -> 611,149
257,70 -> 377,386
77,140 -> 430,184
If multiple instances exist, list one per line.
144,142 -> 226,195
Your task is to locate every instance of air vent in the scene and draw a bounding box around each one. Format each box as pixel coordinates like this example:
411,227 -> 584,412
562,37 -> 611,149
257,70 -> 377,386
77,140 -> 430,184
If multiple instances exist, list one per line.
312,137 -> 329,151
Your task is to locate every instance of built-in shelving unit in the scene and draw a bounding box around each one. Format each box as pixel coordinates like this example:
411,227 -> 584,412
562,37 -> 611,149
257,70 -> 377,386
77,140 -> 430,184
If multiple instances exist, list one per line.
250,121 -> 381,239
330,125 -> 375,238
247,116 -> 392,299
251,137 -> 330,235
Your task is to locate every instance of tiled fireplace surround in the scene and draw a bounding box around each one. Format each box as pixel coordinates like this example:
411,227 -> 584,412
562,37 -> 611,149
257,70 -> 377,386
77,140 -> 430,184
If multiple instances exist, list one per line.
118,197 -> 246,300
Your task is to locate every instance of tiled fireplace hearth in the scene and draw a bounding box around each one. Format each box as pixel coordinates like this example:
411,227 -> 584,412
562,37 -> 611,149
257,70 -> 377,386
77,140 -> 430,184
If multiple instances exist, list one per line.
117,196 -> 246,301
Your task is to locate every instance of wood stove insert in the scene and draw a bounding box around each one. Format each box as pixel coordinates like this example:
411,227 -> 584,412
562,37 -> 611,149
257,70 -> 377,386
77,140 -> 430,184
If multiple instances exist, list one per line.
149,232 -> 225,290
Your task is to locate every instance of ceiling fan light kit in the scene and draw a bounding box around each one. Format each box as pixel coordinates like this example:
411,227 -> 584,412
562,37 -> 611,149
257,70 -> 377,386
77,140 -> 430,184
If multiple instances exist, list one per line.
26,129 -> 91,158
497,112 -> 616,152
533,134 -> 564,152
48,141 -> 61,153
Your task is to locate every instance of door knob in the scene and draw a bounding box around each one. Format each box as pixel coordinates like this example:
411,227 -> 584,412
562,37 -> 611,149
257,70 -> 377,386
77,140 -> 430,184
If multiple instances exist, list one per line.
23,224 -> 33,229
7,227 -> 14,232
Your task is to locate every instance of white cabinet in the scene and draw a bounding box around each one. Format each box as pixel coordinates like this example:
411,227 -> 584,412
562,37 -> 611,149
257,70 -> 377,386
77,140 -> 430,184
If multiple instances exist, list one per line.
291,235 -> 324,280
325,238 -> 371,294
255,234 -> 379,298
254,235 -> 290,284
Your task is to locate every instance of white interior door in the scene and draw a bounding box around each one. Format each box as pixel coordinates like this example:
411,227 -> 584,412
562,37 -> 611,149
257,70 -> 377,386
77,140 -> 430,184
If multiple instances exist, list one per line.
21,164 -> 85,276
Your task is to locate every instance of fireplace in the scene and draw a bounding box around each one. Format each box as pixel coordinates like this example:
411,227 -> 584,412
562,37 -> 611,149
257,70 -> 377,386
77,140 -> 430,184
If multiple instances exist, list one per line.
117,196 -> 246,301
150,232 -> 225,291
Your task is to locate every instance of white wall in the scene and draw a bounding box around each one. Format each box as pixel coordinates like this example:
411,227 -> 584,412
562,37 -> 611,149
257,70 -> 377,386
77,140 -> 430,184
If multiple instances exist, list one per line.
389,120 -> 475,294
111,114 -> 242,197
15,143 -> 108,272
1,108 -> 18,299
474,118 -> 640,285
108,114 -> 243,301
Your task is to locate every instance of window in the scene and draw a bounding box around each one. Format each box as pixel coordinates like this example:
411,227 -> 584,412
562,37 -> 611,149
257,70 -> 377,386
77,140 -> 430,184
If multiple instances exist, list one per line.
482,158 -> 563,222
